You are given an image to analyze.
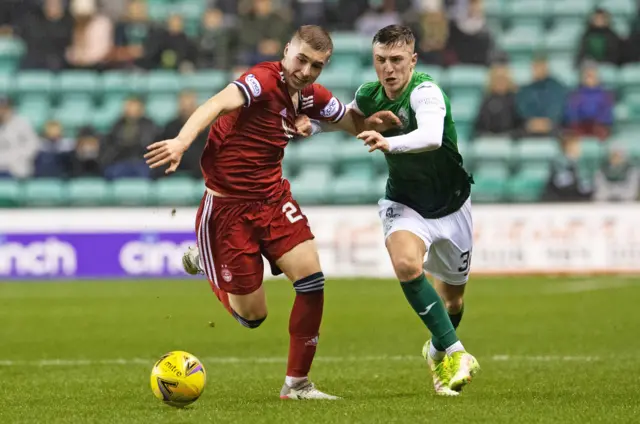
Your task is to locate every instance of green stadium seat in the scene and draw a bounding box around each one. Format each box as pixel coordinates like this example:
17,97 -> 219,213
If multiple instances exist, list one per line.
289,165 -> 332,204
484,0 -> 504,20
514,138 -> 562,165
506,164 -> 549,202
0,38 -> 25,74
447,66 -> 487,92
147,3 -> 171,21
0,178 -> 21,207
470,165 -> 508,203
54,97 -> 94,133
415,65 -> 443,84
336,139 -> 374,170
500,25 -> 544,57
544,22 -> 583,54
18,96 -> 50,131
181,70 -> 229,95
330,165 -> 375,204
551,0 -> 595,21
506,0 -> 549,25
112,178 -> 153,206
292,133 -> 340,166
548,59 -> 579,87
146,94 -> 178,126
67,178 -> 111,206
330,32 -> 370,57
16,71 -> 54,96
449,91 -> 482,125
597,64 -> 620,90
154,177 -> 201,206
92,98 -> 123,133
101,71 -> 144,98
56,71 -> 99,97
620,63 -> 640,88
146,70 -> 182,94
316,64 -> 359,90
0,73 -> 11,95
578,137 -> 606,178
470,136 -> 513,165
23,179 -> 67,206
605,0 -> 636,18
609,132 -> 640,163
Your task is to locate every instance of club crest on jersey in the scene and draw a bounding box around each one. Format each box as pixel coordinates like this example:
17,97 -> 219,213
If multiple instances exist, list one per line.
221,265 -> 233,282
245,74 -> 262,97
320,97 -> 340,118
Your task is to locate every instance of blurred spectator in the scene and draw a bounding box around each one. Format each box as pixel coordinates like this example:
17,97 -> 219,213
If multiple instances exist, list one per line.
111,0 -> 153,68
593,146 -> 639,202
542,137 -> 592,202
142,14 -> 197,72
209,0 -> 240,15
71,126 -> 103,177
16,0 -> 73,71
237,0 -> 290,66
0,97 -> 39,179
98,0 -> 128,21
473,63 -> 521,138
34,120 -> 75,178
409,0 -> 449,66
196,8 -> 233,70
446,0 -> 494,65
291,0 -> 327,27
576,7 -> 622,66
515,55 -> 568,138
158,91 -> 205,178
564,61 -> 614,141
66,0 -> 114,70
0,0 -> 26,35
356,0 -> 401,38
101,97 -> 158,180
624,8 -> 640,63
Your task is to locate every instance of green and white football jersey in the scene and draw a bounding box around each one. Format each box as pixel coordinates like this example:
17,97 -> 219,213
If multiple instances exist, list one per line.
352,71 -> 473,219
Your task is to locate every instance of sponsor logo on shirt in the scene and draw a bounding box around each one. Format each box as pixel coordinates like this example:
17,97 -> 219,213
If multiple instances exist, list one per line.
245,74 -> 262,97
320,97 -> 340,117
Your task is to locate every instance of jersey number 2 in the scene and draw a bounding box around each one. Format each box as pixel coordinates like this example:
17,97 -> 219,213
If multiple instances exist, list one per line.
283,202 -> 303,223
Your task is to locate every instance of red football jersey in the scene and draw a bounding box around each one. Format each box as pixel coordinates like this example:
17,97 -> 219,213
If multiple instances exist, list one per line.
201,61 -> 346,200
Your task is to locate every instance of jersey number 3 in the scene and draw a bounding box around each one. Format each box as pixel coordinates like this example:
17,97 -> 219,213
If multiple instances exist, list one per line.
283,202 -> 303,223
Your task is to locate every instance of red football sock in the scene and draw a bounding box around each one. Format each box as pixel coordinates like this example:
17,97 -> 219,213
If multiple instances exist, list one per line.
286,272 -> 325,378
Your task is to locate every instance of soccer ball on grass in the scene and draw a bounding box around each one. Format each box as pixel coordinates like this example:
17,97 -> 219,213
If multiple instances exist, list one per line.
150,350 -> 206,408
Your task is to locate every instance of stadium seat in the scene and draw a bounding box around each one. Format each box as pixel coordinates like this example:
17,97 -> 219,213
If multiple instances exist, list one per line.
67,178 -> 111,206
506,164 -> 549,202
447,66 -> 487,93
316,62 -> 360,90
514,138 -> 562,165
112,178 -> 153,206
605,0 -> 636,18
23,178 -> 67,206
145,70 -> 182,94
470,165 -> 508,203
146,94 -> 178,126
101,71 -> 145,98
548,59 -> 579,88
56,71 -> 99,97
154,177 -> 202,206
181,70 -> 229,95
293,133 -> 340,166
289,165 -> 332,204
624,92 -> 640,118
550,0 -> 595,21
92,98 -> 124,133
620,63 -> 640,88
0,178 -> 21,207
470,136 -> 513,165
597,64 -> 620,90
505,0 -> 549,25
0,73 -> 11,95
449,91 -> 482,125
53,97 -> 94,133
330,165 -> 376,204
330,31 -> 370,57
16,71 -> 54,96
544,22 -> 583,54
499,25 -> 544,58
336,139 -> 374,171
415,65 -> 442,83
484,0 -> 504,20
17,95 -> 50,131
609,132 -> 640,163
0,37 -> 25,74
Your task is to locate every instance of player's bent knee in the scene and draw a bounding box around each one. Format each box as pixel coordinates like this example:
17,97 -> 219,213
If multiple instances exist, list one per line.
392,256 -> 424,282
232,310 -> 267,329
444,297 -> 464,314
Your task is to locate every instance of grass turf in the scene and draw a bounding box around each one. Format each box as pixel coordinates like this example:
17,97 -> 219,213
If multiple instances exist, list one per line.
1,276 -> 639,423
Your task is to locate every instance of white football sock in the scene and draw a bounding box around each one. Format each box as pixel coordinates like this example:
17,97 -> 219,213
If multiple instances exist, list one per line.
285,376 -> 308,387
445,341 -> 465,356
429,342 -> 446,361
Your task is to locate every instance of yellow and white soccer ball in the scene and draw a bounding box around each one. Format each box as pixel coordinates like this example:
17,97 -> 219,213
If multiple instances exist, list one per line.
150,350 -> 206,408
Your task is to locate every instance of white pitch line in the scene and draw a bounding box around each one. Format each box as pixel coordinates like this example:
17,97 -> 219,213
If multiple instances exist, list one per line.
0,354 -> 601,367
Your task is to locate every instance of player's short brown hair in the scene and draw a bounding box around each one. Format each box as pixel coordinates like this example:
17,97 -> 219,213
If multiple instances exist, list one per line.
372,25 -> 415,48
292,25 -> 333,54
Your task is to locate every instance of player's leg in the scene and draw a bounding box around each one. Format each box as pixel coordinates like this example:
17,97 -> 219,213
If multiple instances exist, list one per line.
195,192 -> 268,328
262,196 -> 337,400
433,279 -> 465,329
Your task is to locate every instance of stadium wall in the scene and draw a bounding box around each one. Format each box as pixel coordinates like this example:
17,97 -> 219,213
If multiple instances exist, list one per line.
1,203 -> 640,279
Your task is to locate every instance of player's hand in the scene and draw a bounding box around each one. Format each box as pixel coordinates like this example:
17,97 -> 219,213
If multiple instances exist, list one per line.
357,130 -> 390,153
294,114 -> 313,137
144,137 -> 190,174
364,111 -> 402,133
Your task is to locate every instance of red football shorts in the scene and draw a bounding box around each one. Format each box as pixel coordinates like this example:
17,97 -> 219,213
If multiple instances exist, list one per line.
195,191 -> 314,295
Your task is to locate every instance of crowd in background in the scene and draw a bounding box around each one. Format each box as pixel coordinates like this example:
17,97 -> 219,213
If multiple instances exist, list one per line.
0,0 -> 638,203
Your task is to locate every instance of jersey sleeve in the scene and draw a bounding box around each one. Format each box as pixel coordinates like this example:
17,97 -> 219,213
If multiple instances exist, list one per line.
346,83 -> 366,116
409,81 -> 447,120
303,84 -> 347,123
232,65 -> 279,107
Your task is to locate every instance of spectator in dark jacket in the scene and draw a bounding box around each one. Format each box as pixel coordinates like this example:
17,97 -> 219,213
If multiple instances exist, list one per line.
474,63 -> 521,138
576,7 -> 622,65
516,55 -> 568,138
564,61 -> 614,141
542,137 -> 592,202
71,126 -> 103,177
34,120 -> 75,178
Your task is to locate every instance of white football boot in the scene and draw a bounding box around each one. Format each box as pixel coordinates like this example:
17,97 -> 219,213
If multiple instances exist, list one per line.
280,380 -> 341,400
182,246 -> 203,275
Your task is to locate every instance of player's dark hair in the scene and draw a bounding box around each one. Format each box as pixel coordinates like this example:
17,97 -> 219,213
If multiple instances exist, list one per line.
293,25 -> 333,54
372,25 -> 415,47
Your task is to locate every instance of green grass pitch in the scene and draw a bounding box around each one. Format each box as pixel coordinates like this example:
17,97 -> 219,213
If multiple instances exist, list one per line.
1,276 -> 639,423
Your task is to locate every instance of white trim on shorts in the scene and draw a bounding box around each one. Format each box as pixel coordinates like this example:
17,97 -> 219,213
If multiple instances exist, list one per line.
198,192 -> 219,289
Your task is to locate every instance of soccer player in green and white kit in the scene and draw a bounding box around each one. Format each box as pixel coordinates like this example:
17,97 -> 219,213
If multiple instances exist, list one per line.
302,24 -> 481,396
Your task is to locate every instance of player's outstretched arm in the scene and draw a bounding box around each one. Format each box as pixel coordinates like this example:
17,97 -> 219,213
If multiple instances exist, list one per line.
144,84 -> 245,173
294,109 -> 401,138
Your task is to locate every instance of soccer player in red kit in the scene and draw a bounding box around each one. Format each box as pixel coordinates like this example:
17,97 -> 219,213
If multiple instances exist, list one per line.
145,25 -> 400,400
